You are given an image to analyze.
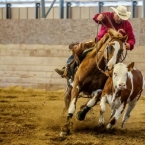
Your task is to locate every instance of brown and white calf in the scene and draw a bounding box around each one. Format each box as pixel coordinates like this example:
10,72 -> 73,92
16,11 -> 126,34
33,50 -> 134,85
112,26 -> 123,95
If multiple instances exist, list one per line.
98,62 -> 145,129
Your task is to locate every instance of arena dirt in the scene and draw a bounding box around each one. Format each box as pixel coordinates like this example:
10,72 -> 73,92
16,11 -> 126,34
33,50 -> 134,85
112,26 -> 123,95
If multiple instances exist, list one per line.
0,86 -> 145,145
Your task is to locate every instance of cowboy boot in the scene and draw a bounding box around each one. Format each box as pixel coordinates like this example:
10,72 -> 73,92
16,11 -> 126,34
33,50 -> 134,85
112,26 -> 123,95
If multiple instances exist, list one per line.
54,65 -> 70,78
54,67 -> 65,76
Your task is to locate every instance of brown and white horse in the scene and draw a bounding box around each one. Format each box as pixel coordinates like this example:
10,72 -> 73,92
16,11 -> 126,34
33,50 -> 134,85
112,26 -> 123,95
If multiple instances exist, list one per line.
60,29 -> 127,136
98,62 -> 145,129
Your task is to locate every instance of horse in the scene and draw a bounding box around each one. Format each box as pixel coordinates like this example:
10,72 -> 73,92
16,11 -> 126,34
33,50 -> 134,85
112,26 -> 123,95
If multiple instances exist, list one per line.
98,62 -> 145,129
60,28 -> 128,137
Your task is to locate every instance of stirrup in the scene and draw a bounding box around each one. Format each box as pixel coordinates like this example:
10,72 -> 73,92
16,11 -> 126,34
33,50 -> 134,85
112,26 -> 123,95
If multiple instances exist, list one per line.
62,65 -> 71,79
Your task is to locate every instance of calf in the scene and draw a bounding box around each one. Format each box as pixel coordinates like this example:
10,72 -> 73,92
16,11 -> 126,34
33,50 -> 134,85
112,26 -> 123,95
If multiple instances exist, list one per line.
99,62 -> 145,129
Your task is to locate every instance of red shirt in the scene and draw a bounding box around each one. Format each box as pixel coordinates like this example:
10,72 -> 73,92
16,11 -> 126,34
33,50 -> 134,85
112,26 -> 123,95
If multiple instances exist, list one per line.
93,12 -> 135,50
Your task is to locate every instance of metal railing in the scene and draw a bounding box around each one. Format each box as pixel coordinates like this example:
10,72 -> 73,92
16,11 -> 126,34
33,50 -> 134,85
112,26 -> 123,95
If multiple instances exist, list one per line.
0,0 -> 145,19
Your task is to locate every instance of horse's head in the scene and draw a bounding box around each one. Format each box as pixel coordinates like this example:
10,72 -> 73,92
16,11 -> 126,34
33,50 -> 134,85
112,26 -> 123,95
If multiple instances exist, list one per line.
103,29 -> 128,71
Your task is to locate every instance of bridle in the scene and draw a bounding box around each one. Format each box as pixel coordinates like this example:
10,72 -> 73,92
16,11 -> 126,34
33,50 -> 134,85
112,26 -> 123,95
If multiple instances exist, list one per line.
95,14 -> 127,75
96,37 -> 126,74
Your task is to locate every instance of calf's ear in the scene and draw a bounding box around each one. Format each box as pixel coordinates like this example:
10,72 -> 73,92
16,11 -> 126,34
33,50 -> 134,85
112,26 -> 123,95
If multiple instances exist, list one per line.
127,62 -> 134,71
105,69 -> 113,77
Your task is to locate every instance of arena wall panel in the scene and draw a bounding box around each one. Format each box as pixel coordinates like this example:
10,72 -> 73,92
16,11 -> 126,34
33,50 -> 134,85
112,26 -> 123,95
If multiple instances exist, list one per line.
11,8 -> 19,19
0,9 -> 3,19
20,8 -> 28,19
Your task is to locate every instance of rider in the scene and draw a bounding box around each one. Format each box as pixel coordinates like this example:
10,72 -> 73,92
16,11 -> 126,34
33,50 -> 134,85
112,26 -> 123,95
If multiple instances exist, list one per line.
54,5 -> 135,77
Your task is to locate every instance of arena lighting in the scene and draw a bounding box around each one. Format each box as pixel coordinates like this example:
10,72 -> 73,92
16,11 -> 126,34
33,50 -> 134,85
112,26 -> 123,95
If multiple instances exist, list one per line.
0,1 -> 143,7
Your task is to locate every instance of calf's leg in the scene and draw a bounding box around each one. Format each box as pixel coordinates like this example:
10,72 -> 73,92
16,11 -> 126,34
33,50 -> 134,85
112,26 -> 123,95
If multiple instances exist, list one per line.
107,103 -> 125,129
121,100 -> 137,128
98,95 -> 107,126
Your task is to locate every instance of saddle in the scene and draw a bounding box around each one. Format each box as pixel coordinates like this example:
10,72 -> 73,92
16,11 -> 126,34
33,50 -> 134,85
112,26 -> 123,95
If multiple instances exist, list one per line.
63,33 -> 110,81
63,39 -> 96,81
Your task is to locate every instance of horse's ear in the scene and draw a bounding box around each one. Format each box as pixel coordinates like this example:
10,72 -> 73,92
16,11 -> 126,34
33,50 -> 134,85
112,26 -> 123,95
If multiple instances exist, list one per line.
127,62 -> 134,72
108,29 -> 114,37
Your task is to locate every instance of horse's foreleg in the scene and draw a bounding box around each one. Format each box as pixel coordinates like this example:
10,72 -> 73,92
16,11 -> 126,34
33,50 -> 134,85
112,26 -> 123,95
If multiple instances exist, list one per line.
60,82 -> 80,137
77,89 -> 102,121
67,84 -> 80,120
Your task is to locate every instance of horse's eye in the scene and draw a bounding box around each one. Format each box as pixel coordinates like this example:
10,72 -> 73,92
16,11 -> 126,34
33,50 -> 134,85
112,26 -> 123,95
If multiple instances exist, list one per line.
107,45 -> 112,52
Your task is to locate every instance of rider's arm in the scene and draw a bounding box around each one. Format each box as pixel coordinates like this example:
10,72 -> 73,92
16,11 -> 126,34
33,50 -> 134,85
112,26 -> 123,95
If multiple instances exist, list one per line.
125,22 -> 136,50
93,12 -> 111,24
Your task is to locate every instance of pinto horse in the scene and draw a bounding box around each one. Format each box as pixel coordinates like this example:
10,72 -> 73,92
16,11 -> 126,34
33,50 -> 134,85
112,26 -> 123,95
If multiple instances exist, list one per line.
60,29 -> 127,136
98,62 -> 145,129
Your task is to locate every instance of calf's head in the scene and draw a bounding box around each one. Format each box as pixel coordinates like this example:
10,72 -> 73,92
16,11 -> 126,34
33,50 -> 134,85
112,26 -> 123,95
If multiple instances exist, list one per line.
112,62 -> 134,90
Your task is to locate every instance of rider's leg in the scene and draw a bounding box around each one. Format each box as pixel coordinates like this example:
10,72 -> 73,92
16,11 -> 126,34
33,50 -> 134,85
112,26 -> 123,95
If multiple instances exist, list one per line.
54,38 -> 96,77
54,55 -> 74,77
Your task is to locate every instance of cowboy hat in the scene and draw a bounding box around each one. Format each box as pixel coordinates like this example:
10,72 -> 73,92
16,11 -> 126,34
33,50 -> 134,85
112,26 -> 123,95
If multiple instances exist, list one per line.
111,5 -> 131,20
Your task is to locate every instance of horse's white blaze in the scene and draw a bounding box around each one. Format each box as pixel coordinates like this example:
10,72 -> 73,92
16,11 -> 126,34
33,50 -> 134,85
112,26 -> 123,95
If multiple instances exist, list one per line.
68,98 -> 76,114
107,41 -> 120,70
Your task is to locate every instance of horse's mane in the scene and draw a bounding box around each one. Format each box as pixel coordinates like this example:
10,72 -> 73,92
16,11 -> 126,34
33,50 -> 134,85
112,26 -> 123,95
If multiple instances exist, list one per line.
86,28 -> 125,59
86,33 -> 109,59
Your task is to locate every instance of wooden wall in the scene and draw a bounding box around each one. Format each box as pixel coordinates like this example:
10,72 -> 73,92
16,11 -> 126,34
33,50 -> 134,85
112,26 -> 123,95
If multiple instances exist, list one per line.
0,44 -> 145,94
0,45 -> 70,90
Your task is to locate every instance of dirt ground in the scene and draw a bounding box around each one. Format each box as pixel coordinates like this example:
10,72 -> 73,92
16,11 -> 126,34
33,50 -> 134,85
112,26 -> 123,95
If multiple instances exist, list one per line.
0,86 -> 145,145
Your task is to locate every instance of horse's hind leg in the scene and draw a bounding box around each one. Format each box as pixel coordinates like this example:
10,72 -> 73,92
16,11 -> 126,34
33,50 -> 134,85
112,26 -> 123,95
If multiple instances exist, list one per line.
76,89 -> 102,121
63,85 -> 72,112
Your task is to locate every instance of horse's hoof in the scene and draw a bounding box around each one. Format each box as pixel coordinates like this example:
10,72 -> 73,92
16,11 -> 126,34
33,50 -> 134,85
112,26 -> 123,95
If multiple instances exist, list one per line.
60,122 -> 71,137
76,111 -> 86,121
98,122 -> 105,127
106,123 -> 112,130
59,131 -> 68,137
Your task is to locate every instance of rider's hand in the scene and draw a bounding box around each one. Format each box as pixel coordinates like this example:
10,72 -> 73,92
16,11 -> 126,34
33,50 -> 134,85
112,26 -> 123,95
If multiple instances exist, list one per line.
118,29 -> 126,36
97,14 -> 104,21
125,42 -> 130,50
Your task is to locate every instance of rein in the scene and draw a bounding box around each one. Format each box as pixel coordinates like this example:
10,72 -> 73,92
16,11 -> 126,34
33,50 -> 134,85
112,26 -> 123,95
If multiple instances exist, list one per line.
119,45 -> 127,62
95,14 -> 127,75
101,14 -> 116,31
96,50 -> 106,75
96,37 -> 127,75
95,14 -> 116,75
